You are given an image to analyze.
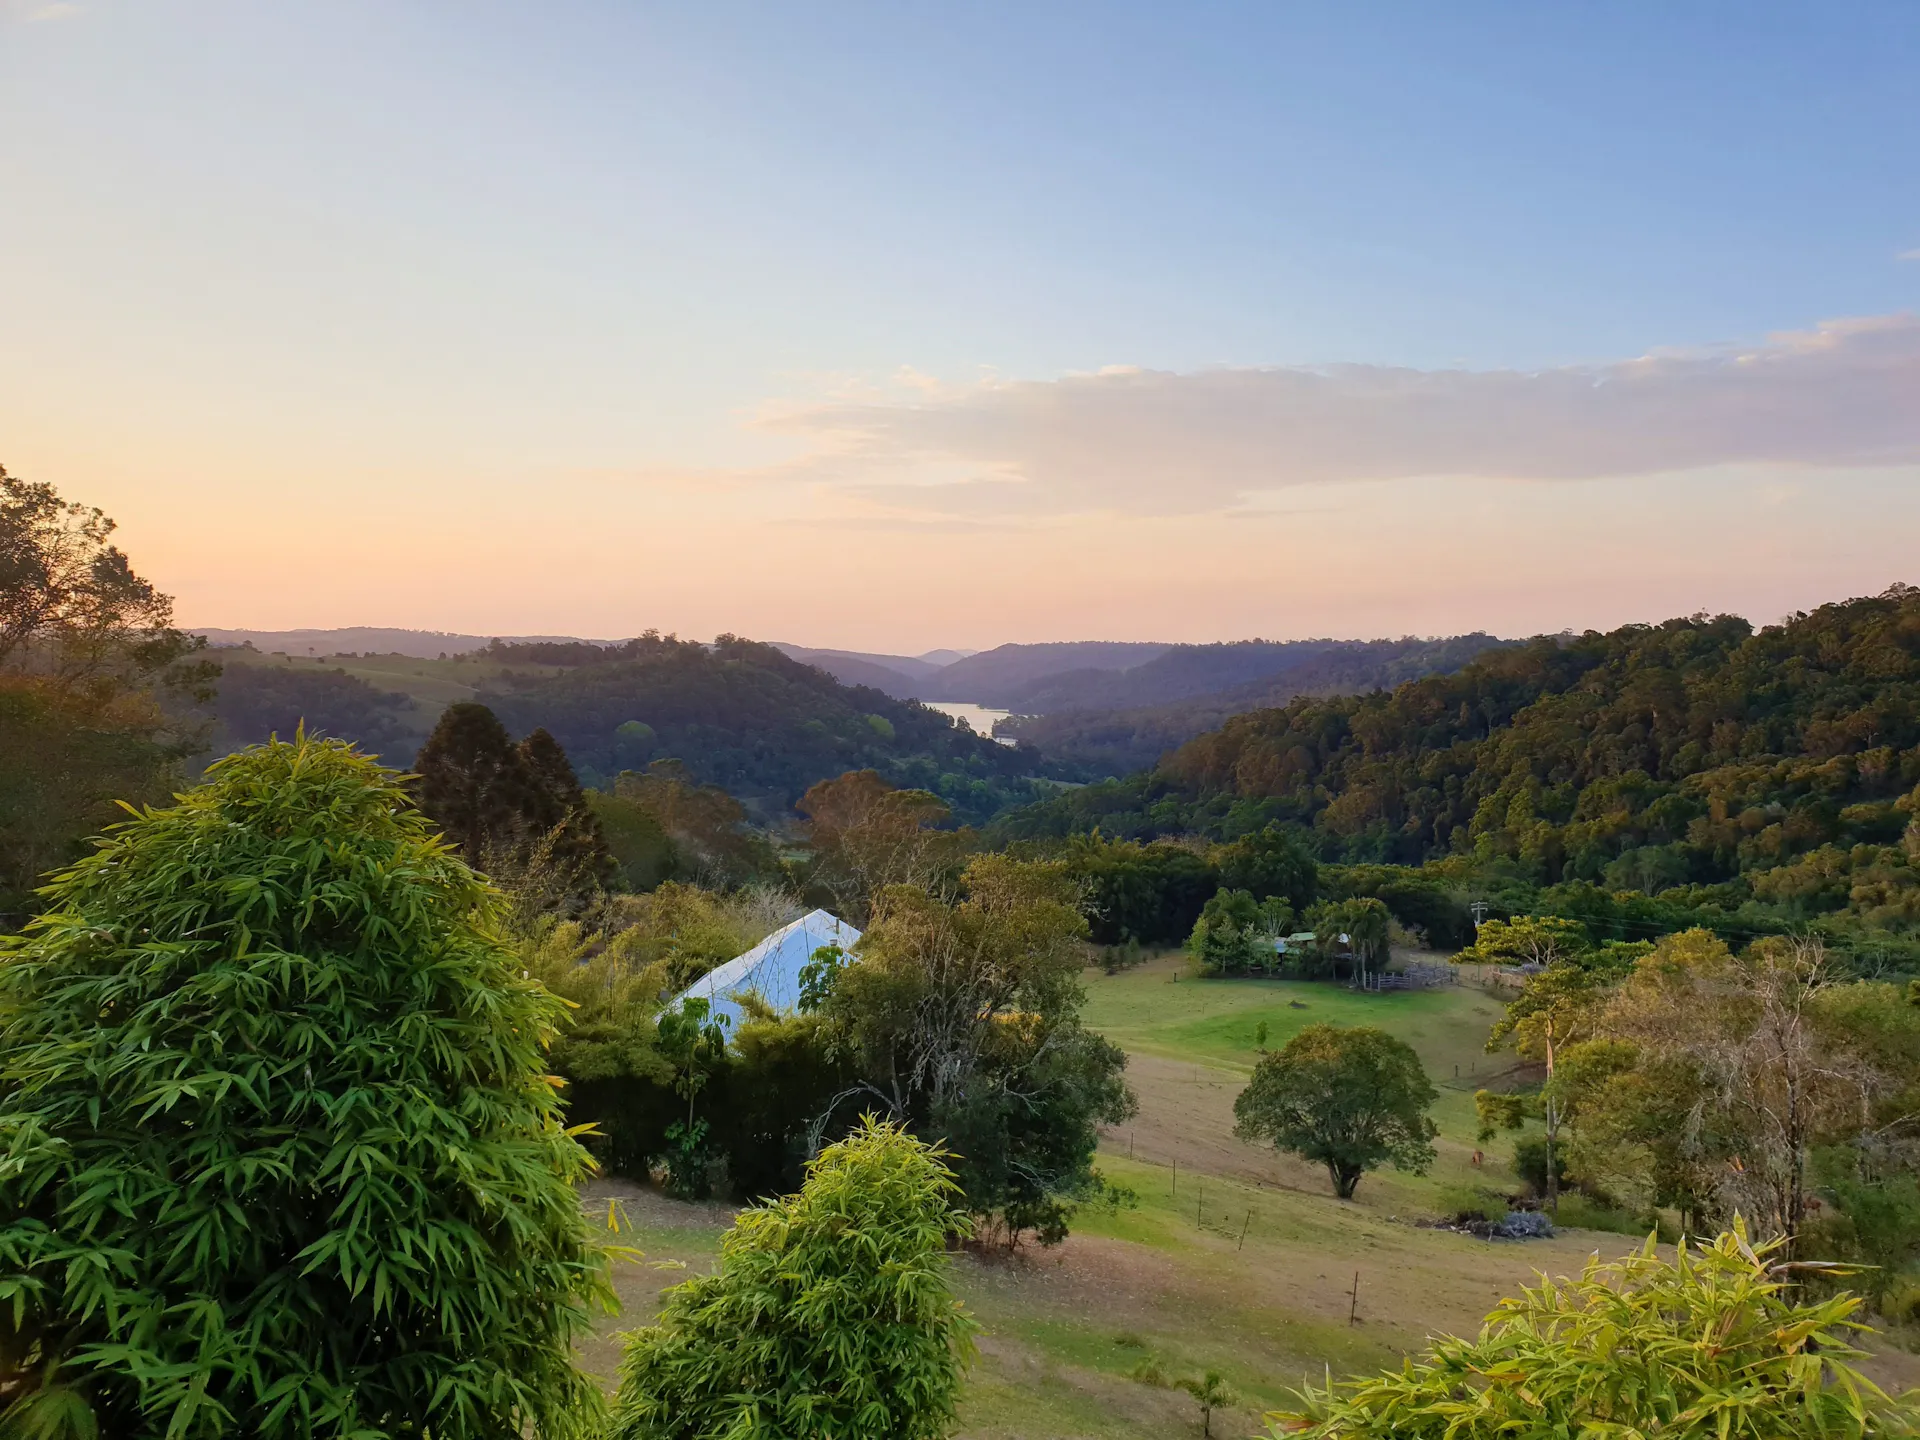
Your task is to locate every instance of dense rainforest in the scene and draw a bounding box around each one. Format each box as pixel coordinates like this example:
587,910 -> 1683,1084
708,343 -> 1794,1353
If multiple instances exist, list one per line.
996,589 -> 1920,958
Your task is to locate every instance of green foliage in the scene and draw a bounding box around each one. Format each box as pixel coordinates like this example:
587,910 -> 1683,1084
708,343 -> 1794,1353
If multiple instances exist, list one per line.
413,700 -> 548,861
0,680 -> 185,927
1305,897 -> 1392,976
591,761 -> 784,891
1810,1146 -> 1920,1310
608,1118 -> 976,1440
1178,1369 -> 1241,1439
1269,1224 -> 1920,1438
1214,825 -> 1319,909
1558,932 -> 1909,1246
1233,1024 -> 1438,1200
516,888 -> 841,1193
1455,914 -> 1591,969
825,856 -> 1137,1245
1320,864 -> 1476,948
992,635 -> 1505,777
655,998 -> 731,1199
1510,1134 -> 1571,1202
1,466 -> 214,925
413,703 -> 616,914
798,770 -> 966,925
1062,832 -> 1220,945
0,737 -> 612,1439
1000,589 -> 1920,962
1187,887 -> 1272,976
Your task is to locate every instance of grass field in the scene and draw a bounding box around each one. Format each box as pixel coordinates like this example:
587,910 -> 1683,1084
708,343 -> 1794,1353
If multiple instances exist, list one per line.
577,950 -> 1920,1437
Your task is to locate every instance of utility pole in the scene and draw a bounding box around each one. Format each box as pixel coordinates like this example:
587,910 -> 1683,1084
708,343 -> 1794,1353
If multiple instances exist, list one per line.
1470,901 -> 1489,928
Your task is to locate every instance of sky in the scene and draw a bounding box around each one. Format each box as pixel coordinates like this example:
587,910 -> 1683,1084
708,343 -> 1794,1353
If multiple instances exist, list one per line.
3,2 -> 1918,652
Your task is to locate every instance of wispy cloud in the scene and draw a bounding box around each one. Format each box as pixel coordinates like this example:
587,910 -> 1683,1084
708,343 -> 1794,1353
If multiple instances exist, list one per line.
1900,248 -> 1920,262
745,314 -> 1920,517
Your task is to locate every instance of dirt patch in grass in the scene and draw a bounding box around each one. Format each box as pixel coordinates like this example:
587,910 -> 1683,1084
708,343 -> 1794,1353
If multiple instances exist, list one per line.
1106,1051 -> 1331,1193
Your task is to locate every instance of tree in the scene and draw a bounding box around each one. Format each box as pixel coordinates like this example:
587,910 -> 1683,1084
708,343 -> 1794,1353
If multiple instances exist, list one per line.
654,996 -> 731,1199
1213,826 -> 1318,910
1234,1025 -> 1437,1200
1306,896 -> 1391,982
0,465 -> 207,695
1586,933 -> 1888,1256
414,700 -> 544,861
0,736 -> 613,1439
1179,1370 -> 1241,1439
798,769 -> 963,924
1269,1224 -> 1919,1439
1187,887 -> 1270,975
1,467 -> 215,923
1062,833 -> 1220,945
1476,946 -> 1625,1213
824,856 -> 1136,1245
608,1118 -> 976,1440
517,725 -> 620,897
415,705 -> 613,917
592,760 -> 782,891
1453,913 -> 1590,970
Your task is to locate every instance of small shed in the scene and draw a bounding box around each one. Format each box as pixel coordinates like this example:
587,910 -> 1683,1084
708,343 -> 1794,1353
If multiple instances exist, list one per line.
669,908 -> 862,1030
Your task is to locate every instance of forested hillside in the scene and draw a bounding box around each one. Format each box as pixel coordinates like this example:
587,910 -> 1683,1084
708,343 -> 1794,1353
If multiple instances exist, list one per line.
197,653 -> 417,752
998,589 -> 1920,948
1002,634 -> 1504,773
478,634 -> 1051,822
917,640 -> 1170,702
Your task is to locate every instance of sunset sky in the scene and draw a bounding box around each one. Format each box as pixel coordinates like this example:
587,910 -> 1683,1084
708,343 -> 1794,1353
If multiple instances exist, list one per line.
4,2 -> 1918,651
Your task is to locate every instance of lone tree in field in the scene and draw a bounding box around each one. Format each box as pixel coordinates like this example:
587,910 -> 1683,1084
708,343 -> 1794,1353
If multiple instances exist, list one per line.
1270,1222 -> 1919,1439
0,737 -> 613,1440
1233,1024 -> 1437,1200
609,1117 -> 976,1440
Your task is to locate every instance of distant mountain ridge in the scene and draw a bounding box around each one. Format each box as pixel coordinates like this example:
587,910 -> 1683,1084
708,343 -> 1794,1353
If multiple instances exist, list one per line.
917,642 -> 1173,703
997,640 -> 1349,712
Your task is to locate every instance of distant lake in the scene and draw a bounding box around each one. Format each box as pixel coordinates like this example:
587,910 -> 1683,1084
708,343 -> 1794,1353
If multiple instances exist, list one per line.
925,701 -> 1018,745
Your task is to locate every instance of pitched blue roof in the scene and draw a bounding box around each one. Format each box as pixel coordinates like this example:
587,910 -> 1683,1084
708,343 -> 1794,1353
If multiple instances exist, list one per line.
669,908 -> 861,1030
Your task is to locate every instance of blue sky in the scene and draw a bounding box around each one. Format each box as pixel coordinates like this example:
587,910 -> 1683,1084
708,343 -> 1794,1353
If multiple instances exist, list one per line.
3,2 -> 1917,647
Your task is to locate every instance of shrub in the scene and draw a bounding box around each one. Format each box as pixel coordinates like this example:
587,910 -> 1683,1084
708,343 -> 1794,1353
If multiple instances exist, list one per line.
0,737 -> 612,1439
609,1118 -> 976,1440
1270,1223 -> 1920,1438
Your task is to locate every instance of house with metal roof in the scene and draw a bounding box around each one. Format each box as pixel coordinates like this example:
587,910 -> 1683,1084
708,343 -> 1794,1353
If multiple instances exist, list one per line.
668,908 -> 862,1029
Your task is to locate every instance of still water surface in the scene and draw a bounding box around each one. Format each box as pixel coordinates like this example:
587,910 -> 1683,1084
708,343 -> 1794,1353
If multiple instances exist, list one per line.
923,701 -> 1016,744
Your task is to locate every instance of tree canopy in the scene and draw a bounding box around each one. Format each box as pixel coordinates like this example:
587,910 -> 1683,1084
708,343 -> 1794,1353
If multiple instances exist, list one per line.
0,467 -> 215,923
995,589 -> 1920,958
0,736 -> 613,1439
822,855 -> 1136,1244
1234,1024 -> 1438,1199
